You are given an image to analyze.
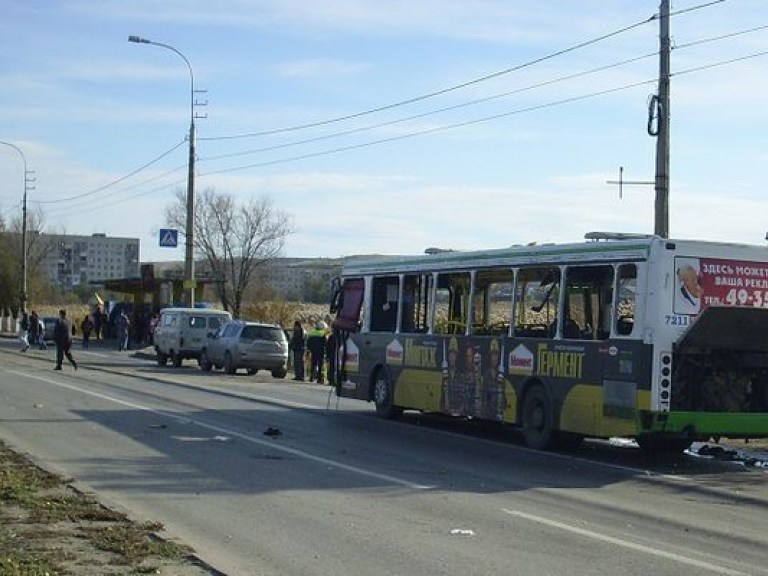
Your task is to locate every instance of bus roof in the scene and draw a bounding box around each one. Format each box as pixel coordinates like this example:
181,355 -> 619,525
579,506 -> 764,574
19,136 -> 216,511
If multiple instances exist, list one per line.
340,234 -> 767,277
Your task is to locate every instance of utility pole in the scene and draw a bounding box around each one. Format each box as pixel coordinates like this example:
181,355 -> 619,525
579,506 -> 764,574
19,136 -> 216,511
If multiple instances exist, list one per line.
653,0 -> 671,237
129,35 -> 206,307
0,141 -> 33,313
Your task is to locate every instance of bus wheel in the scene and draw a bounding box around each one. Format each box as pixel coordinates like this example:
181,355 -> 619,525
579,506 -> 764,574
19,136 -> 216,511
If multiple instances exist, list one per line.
373,370 -> 402,419
522,385 -> 554,450
171,352 -> 183,368
156,352 -> 168,367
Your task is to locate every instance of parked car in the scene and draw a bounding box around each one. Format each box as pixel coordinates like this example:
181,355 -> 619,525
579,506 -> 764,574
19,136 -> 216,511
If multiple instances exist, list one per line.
200,320 -> 288,378
153,308 -> 232,367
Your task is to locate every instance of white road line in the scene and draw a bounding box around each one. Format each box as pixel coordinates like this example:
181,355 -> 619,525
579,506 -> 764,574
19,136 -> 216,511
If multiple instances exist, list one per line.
76,350 -> 112,358
10,370 -> 433,491
501,509 -> 750,576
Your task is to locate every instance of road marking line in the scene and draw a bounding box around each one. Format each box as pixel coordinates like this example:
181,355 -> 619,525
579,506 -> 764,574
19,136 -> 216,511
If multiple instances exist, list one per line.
501,509 -> 750,576
77,351 -> 111,358
11,371 -> 433,491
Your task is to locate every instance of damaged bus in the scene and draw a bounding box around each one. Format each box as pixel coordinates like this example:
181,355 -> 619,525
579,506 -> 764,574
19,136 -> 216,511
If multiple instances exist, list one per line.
327,232 -> 768,451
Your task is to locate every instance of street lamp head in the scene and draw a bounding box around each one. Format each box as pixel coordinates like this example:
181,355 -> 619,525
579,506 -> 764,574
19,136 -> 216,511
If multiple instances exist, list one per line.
128,35 -> 150,44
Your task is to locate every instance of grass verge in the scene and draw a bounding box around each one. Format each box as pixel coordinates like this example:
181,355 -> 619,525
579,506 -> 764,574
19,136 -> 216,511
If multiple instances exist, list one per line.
0,440 -> 212,575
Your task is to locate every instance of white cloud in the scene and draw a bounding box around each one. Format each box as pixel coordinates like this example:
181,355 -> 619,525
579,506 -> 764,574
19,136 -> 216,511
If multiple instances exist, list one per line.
271,58 -> 370,79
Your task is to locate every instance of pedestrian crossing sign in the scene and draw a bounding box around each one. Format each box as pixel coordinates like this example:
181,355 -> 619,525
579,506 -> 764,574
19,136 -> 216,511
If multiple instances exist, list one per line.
159,228 -> 178,247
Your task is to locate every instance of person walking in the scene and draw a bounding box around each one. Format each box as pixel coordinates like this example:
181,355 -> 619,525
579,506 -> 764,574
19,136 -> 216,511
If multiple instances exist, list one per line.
289,321 -> 306,381
18,311 -> 30,352
53,309 -> 77,371
36,314 -> 47,350
306,322 -> 327,384
116,311 -> 130,352
80,315 -> 94,349
93,306 -> 103,340
28,310 -> 41,349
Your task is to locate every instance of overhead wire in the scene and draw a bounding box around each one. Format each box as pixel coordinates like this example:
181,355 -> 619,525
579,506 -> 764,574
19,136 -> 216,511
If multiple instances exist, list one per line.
196,22 -> 768,175
200,0 -> 726,143
31,1 -> 759,214
34,139 -> 187,204
27,9 -> 663,212
200,13 -> 659,141
201,79 -> 660,176
199,48 -> 768,176
200,51 -> 660,165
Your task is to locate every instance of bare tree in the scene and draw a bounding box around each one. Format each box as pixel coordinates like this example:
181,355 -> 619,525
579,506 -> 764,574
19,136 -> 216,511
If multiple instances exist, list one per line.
165,187 -> 295,318
0,206 -> 57,315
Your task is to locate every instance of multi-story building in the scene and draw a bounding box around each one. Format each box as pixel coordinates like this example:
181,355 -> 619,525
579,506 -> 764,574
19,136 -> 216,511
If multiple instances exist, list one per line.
254,258 -> 344,300
36,230 -> 349,301
41,233 -> 139,290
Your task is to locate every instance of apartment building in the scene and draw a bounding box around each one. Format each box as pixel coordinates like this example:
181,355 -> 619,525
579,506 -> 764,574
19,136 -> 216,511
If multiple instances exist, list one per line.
42,233 -> 140,290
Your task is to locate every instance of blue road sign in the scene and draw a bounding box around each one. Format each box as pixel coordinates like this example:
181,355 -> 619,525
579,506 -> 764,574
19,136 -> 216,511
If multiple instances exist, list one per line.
159,228 -> 179,247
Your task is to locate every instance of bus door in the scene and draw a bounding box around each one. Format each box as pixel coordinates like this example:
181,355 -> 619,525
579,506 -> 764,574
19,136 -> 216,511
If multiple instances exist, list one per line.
558,264 -> 641,438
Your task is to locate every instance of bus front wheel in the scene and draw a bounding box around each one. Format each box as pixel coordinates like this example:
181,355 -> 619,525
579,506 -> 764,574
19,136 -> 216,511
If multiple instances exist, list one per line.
373,370 -> 402,419
522,385 -> 554,450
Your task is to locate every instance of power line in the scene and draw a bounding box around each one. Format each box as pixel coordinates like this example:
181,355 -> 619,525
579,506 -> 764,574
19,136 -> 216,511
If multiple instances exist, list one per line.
200,51 -> 659,164
201,0 -> 728,143
30,1 -> 754,213
30,1 -> 741,207
200,13 -> 659,142
201,79 -> 659,176
199,48 -> 768,177
43,174 -> 188,222
34,139 -> 186,204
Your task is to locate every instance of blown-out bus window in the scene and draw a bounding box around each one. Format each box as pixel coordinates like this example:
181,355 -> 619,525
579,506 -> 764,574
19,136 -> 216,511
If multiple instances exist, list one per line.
434,272 -> 471,334
370,276 -> 399,332
514,267 -> 560,338
615,264 -> 637,336
471,269 -> 514,335
563,265 -> 614,340
400,274 -> 431,333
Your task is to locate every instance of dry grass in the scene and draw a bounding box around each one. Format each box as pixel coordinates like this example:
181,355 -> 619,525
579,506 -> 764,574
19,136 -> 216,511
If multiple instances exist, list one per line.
0,441 -> 211,575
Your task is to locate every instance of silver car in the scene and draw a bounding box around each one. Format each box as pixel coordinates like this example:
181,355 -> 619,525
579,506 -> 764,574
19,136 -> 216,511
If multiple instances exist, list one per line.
200,321 -> 288,378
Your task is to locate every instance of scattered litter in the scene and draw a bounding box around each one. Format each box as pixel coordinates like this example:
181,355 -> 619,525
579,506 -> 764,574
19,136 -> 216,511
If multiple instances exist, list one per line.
148,423 -> 168,429
263,427 -> 282,437
450,528 -> 475,537
696,445 -> 738,460
254,454 -> 284,460
33,403 -> 43,409
692,443 -> 766,467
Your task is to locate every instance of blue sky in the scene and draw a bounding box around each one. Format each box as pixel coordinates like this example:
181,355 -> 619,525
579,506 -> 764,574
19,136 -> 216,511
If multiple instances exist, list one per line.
1,0 -> 767,262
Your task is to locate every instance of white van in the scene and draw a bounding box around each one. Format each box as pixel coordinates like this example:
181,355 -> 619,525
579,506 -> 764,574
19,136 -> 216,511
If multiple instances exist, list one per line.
153,308 -> 232,367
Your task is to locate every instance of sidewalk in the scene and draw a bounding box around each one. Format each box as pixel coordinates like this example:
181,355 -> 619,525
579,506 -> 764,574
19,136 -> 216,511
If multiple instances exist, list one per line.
0,331 -> 156,360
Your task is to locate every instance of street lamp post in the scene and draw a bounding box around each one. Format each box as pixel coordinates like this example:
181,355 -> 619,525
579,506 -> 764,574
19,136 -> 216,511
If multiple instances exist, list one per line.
129,35 -> 197,307
0,140 -> 30,315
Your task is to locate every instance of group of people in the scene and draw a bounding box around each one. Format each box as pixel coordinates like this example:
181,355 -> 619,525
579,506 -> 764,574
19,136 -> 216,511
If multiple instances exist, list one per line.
289,320 -> 336,385
19,308 -> 77,370
16,305 -> 132,371
19,310 -> 47,352
19,309 -> 340,381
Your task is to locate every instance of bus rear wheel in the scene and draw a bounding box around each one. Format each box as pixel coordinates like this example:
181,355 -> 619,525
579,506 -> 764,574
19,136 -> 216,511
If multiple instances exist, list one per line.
522,385 -> 554,450
373,370 -> 402,419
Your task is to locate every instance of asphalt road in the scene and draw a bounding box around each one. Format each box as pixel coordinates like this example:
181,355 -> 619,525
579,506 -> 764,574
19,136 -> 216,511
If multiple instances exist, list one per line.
0,338 -> 766,576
